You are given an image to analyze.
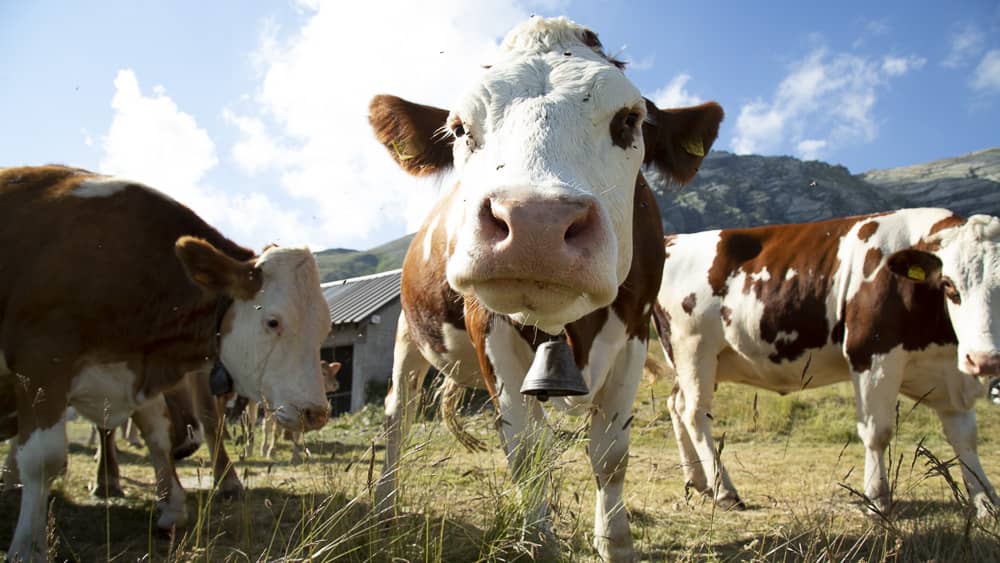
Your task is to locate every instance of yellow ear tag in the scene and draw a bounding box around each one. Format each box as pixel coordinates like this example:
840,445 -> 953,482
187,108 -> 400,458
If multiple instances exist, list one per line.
390,139 -> 414,161
907,265 -> 926,282
681,137 -> 705,157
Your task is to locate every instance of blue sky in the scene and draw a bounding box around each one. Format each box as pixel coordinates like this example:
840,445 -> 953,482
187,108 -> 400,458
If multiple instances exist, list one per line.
2,1 -> 998,251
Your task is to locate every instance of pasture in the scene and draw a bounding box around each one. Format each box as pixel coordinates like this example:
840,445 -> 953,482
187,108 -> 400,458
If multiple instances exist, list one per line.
2,359 -> 999,562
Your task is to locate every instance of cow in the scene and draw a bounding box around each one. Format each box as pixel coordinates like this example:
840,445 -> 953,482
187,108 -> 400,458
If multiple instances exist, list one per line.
0,165 -> 333,562
367,16 -> 723,562
652,208 -> 1000,517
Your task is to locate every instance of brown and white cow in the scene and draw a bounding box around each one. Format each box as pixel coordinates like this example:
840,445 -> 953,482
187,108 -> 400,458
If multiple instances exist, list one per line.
368,17 -> 722,561
653,208 -> 1000,516
0,165 -> 333,562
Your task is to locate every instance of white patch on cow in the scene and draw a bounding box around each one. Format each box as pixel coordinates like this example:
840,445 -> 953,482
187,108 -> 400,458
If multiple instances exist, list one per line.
72,177 -> 131,198
748,268 -> 771,284
421,323 -> 482,389
443,17 -> 647,332
773,330 -> 799,344
9,416 -> 67,562
642,303 -> 651,317
221,246 -> 331,430
785,268 -> 797,281
566,312 -> 628,408
485,322 -> 537,394
422,214 -> 440,264
68,362 -> 140,428
929,214 -> 1000,370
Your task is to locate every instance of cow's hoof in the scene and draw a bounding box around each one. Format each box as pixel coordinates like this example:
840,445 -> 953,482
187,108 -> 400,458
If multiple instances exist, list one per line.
715,494 -> 745,510
92,482 -> 124,498
216,481 -> 244,501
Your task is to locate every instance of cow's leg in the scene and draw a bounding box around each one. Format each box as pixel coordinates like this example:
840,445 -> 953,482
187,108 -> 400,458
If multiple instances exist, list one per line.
124,419 -> 142,447
2,441 -> 20,491
937,408 -> 999,516
849,354 -> 904,515
261,414 -> 276,459
673,337 -> 741,507
375,314 -> 430,513
666,384 -> 709,493
131,394 -> 187,530
589,338 -> 644,562
93,427 -> 124,498
190,371 -> 243,499
9,406 -> 68,563
289,431 -> 304,465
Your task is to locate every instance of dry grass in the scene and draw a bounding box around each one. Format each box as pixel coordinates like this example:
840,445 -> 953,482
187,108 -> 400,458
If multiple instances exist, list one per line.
1,368 -> 999,562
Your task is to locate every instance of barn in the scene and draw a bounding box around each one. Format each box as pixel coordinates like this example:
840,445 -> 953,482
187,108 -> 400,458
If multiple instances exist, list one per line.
320,269 -> 402,415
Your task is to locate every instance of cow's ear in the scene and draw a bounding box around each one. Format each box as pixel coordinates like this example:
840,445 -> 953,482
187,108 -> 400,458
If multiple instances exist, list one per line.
642,98 -> 724,184
369,95 -> 453,177
175,236 -> 262,300
323,361 -> 342,377
886,249 -> 943,284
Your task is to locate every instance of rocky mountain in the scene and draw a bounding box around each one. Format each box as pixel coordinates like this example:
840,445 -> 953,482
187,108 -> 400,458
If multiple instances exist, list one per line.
317,148 -> 1000,280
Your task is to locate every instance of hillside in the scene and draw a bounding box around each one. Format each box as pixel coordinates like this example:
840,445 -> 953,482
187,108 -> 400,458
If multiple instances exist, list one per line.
317,148 -> 1000,280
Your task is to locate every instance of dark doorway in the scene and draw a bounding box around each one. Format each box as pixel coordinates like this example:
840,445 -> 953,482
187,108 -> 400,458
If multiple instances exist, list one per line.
322,345 -> 353,416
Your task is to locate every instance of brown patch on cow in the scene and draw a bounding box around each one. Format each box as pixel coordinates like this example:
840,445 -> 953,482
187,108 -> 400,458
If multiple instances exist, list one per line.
369,95 -> 453,177
862,247 -> 883,278
681,293 -> 697,315
709,215 -> 870,362
609,107 -> 638,150
400,191 -> 466,355
720,306 -> 732,326
580,29 -> 602,49
857,221 -> 879,242
612,175 -> 666,341
0,165 -> 256,432
845,261 -> 956,372
651,304 -> 674,365
929,214 -> 966,237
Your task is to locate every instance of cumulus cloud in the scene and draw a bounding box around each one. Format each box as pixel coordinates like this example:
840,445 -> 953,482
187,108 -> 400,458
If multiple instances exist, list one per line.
943,23 -> 985,68
225,0 -> 537,250
99,69 -> 318,249
971,49 -> 1000,93
730,47 -> 923,161
650,74 -> 703,109
99,69 -> 222,220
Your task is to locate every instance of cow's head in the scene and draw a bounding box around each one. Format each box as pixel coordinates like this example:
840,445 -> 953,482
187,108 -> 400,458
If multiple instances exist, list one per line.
370,17 -> 722,333
175,239 -> 332,430
888,214 -> 1000,375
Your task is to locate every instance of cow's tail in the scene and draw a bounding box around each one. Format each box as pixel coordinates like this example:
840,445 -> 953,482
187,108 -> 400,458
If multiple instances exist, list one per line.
644,353 -> 671,382
439,378 -> 488,452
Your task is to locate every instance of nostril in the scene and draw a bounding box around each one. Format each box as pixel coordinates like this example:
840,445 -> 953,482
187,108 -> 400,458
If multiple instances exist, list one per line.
564,206 -> 596,243
480,198 -> 510,241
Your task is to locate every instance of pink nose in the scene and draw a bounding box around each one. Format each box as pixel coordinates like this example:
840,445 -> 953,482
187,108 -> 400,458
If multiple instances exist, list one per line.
300,404 -> 330,431
477,196 -> 601,274
965,352 -> 1000,375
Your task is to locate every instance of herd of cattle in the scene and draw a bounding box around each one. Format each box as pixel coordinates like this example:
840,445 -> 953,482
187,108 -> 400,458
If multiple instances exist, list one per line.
0,16 -> 997,563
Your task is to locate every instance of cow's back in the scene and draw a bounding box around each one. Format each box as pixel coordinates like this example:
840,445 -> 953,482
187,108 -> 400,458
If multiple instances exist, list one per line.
0,166 -> 253,391
659,209 -> 967,394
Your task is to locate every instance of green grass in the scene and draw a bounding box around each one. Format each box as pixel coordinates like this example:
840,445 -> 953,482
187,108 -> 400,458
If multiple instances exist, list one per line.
1,365 -> 999,562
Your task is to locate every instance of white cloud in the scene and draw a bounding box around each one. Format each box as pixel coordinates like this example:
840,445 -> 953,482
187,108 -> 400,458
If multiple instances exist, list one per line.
227,0 -> 535,250
971,49 -> 1000,93
98,69 -> 318,250
882,55 -> 925,76
99,69 -> 221,219
943,23 -> 985,68
731,47 -> 922,161
650,74 -> 702,109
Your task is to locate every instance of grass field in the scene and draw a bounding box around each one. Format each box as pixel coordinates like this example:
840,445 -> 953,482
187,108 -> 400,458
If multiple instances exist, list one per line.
1,366 -> 999,562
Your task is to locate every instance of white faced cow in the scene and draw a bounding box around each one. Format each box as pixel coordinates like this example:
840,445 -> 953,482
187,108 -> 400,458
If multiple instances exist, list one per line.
653,208 -> 1000,516
368,17 -> 722,561
0,165 -> 333,562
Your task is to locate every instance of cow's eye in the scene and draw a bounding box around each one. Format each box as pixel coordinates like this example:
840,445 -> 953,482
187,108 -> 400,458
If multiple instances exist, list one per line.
265,317 -> 281,332
624,112 -> 640,129
941,278 -> 961,305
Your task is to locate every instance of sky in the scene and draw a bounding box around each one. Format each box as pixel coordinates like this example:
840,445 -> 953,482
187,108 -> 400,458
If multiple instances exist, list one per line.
2,1 -> 998,252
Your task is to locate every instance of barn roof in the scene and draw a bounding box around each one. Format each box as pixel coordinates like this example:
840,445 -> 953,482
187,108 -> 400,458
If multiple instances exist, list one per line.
322,269 -> 402,325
